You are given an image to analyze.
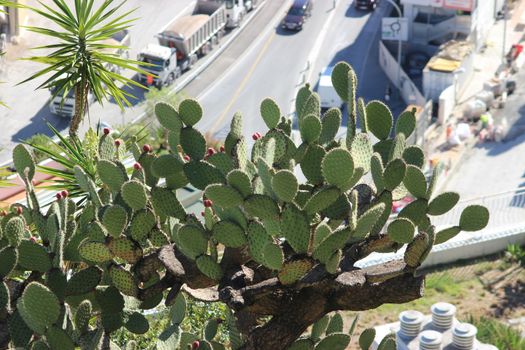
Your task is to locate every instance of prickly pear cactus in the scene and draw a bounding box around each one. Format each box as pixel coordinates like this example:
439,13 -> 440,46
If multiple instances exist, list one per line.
0,61 -> 489,350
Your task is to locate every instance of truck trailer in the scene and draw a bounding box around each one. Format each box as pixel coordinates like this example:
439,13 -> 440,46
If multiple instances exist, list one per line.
138,0 -> 227,87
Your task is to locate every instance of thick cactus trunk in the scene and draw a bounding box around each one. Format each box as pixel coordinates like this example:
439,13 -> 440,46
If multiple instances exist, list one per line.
70,80 -> 88,137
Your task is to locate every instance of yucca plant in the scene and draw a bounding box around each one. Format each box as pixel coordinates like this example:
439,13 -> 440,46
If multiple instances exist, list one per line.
19,0 -> 149,136
25,122 -> 144,202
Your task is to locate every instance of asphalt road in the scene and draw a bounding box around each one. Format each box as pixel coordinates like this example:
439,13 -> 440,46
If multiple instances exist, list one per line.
193,0 -> 403,140
0,0 -> 196,163
0,0 -> 403,164
444,68 -> 525,199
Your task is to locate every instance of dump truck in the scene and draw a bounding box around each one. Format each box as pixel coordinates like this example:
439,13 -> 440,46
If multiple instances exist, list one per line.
138,0 -> 227,88
49,30 -> 130,117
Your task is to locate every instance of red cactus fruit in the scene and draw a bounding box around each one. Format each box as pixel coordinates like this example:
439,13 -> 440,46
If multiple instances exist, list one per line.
220,145 -> 225,152
56,192 -> 62,200
103,127 -> 111,135
183,155 -> 191,161
142,144 -> 152,153
134,163 -> 142,170
207,147 -> 215,156
114,139 -> 122,147
61,190 -> 69,198
192,341 -> 200,350
203,199 -> 213,208
16,207 -> 23,215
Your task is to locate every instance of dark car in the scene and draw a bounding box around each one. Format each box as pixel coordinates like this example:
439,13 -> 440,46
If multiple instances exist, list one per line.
355,0 -> 379,10
281,0 -> 313,31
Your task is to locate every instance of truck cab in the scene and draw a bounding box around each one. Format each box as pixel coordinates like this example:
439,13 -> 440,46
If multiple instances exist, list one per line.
318,66 -> 343,110
137,44 -> 180,88
224,0 -> 247,28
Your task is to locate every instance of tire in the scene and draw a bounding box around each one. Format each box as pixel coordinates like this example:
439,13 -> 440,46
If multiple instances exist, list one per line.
164,73 -> 175,87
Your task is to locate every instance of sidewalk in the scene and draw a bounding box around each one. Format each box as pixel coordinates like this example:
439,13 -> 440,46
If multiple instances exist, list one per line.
425,0 -> 525,193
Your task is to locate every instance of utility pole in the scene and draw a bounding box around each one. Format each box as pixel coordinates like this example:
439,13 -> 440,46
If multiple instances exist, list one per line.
384,0 -> 403,89
502,0 -> 508,65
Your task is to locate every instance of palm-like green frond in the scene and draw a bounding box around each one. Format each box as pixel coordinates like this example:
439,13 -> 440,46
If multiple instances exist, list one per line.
20,0 -> 149,115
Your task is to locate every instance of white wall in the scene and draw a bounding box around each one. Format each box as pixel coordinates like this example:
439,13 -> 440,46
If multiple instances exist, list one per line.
379,41 -> 426,105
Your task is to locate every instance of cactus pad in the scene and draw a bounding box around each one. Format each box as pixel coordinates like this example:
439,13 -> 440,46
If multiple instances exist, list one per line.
18,282 -> 60,333
365,101 -> 393,140
311,316 -> 330,342
322,148 -> 354,189
151,154 -> 184,178
260,98 -> 281,129
404,231 -> 430,268
313,223 -> 332,250
244,194 -> 280,220
395,109 -> 416,138
13,144 -> 35,181
351,203 -> 386,242
178,225 -> 209,259
313,228 -> 351,264
387,218 -> 415,244
403,165 -> 427,198
319,108 -> 342,145
155,101 -> 182,131
121,180 -> 148,210
434,226 -> 461,245
0,246 -> 17,278
74,300 -> 92,333
459,205 -> 489,231
125,312 -> 149,334
65,266 -> 102,296
350,134 -> 373,173
180,127 -> 206,160
427,192 -> 460,216
130,209 -> 156,242
300,144 -> 326,185
278,259 -> 313,285
17,240 -> 52,273
45,326 -> 74,350
300,115 -> 322,144
196,255 -> 223,280
179,99 -> 203,126
402,146 -> 425,168
359,328 -> 376,350
97,160 -> 127,192
184,160 -> 226,190
212,221 -> 246,248
262,242 -> 284,270
102,205 -> 128,238
0,281 -> 9,310
151,187 -> 186,219
5,216 -> 25,247
331,61 -> 355,103
370,153 -> 385,192
109,265 -> 138,297
205,184 -> 243,209
304,186 -> 340,215
246,221 -> 272,264
315,333 -> 350,350
383,158 -> 406,191
271,170 -> 298,203
79,241 -> 114,263
281,204 -> 310,254
108,237 -> 142,263
227,170 -> 253,198
324,250 -> 342,274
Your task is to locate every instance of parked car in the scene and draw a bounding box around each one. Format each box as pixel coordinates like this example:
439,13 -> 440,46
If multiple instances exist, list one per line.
355,0 -> 379,10
317,66 -> 343,110
281,0 -> 313,31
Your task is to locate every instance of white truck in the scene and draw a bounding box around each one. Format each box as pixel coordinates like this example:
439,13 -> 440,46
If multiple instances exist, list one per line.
318,66 -> 343,110
138,0 -> 227,87
49,30 -> 130,117
223,0 -> 259,27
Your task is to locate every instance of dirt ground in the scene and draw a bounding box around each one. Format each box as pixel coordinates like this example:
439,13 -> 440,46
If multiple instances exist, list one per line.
342,256 -> 525,348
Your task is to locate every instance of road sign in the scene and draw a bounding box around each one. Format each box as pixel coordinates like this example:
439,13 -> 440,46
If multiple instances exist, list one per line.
382,17 -> 409,41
